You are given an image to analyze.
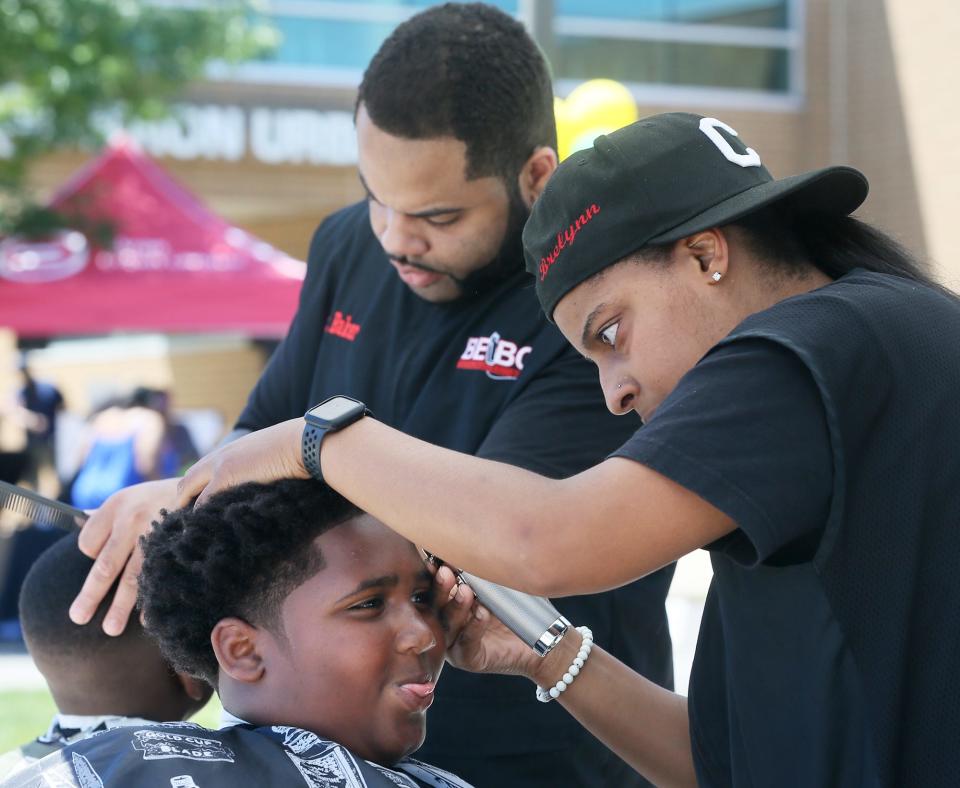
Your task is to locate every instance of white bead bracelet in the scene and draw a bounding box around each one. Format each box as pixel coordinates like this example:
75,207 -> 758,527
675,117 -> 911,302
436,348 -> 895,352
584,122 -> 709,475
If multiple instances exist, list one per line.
536,626 -> 593,703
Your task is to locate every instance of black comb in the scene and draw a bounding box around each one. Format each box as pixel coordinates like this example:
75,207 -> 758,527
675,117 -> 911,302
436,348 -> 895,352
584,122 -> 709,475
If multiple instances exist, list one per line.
0,481 -> 88,531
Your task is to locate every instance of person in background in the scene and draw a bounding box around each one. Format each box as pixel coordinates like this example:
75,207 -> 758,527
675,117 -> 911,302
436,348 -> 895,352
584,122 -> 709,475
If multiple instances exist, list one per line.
14,357 -> 64,495
0,532 -> 210,780
67,5 -> 675,786
70,388 -> 165,511
0,360 -> 65,639
142,388 -> 199,477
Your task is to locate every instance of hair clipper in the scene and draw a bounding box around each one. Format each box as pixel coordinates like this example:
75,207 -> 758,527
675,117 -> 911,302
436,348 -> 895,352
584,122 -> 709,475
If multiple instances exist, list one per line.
426,551 -> 570,656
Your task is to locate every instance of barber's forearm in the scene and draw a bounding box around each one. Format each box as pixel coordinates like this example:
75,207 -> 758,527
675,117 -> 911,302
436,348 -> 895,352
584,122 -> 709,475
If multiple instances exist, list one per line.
217,428 -> 251,450
531,632 -> 697,788
322,418 -> 566,593
321,418 -> 723,596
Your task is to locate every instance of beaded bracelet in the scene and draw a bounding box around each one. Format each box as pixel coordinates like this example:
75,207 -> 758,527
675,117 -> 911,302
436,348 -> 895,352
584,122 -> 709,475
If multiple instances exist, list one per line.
535,626 -> 593,703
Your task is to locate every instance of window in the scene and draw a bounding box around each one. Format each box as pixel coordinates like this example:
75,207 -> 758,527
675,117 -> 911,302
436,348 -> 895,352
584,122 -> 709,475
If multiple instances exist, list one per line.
217,0 -> 802,108
551,0 -> 801,105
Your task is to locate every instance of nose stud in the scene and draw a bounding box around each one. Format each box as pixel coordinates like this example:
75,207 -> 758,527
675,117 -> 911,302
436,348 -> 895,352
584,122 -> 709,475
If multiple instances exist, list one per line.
617,383 -> 623,390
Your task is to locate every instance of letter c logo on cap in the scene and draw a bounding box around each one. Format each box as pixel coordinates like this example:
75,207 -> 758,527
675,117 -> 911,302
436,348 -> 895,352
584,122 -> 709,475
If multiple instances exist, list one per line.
699,118 -> 761,168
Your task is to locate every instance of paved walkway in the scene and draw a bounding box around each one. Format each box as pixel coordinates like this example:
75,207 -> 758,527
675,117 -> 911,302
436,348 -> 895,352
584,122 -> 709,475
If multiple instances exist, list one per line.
0,649 -> 45,691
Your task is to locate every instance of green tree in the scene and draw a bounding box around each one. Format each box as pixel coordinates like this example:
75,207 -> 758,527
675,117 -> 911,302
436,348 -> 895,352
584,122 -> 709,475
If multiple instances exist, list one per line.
0,0 -> 277,236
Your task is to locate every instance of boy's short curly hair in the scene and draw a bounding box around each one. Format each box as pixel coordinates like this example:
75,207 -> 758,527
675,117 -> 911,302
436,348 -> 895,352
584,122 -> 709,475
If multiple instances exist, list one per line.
138,479 -> 360,685
356,2 -> 556,182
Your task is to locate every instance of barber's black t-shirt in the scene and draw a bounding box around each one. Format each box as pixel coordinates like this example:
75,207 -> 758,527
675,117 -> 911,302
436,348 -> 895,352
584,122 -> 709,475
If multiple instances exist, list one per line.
237,202 -> 674,787
613,270 -> 960,786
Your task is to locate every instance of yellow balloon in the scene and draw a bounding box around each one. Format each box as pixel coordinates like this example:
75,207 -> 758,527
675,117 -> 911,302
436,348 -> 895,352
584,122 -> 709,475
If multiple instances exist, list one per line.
556,79 -> 638,160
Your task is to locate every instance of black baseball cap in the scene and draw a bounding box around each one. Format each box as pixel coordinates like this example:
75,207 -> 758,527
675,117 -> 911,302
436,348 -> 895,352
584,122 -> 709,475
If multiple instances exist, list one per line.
523,112 -> 869,319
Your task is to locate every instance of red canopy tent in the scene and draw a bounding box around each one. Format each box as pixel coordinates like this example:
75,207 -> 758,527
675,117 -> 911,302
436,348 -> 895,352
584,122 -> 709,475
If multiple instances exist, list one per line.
0,137 -> 305,338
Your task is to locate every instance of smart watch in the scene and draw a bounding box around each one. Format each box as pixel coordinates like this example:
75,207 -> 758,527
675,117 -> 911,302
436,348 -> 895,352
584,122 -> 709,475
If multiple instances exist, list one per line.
302,396 -> 371,481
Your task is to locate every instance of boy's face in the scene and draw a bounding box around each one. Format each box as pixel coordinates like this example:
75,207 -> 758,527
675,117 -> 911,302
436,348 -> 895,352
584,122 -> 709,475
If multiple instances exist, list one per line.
261,515 -> 446,766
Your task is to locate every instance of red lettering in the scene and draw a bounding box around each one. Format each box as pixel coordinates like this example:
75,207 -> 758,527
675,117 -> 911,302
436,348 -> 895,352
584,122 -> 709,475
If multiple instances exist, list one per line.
536,202 -> 602,281
325,310 -> 362,341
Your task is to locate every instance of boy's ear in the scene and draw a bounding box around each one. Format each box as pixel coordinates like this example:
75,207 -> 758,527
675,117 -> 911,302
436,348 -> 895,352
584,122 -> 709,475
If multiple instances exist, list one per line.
212,618 -> 266,684
175,673 -> 214,704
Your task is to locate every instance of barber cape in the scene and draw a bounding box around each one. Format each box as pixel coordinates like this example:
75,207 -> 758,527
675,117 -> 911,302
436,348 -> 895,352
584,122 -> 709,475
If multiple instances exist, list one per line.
0,714 -> 155,781
1,721 -> 474,788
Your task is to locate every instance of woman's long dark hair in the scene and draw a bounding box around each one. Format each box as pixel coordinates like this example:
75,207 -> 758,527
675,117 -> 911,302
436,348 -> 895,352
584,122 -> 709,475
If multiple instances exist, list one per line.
732,205 -> 944,290
791,213 -> 930,283
637,204 -> 954,297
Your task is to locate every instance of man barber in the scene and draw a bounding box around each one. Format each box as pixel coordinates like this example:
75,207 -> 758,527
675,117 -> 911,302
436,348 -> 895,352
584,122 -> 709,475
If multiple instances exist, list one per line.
67,5 -> 674,786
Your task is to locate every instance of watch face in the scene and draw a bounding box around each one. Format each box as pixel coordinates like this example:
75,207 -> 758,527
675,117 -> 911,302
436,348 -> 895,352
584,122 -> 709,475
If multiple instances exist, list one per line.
306,396 -> 365,426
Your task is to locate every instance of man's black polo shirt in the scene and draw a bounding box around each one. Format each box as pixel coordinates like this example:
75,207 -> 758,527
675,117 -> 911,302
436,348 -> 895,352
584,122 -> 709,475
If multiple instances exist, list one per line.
237,202 -> 674,787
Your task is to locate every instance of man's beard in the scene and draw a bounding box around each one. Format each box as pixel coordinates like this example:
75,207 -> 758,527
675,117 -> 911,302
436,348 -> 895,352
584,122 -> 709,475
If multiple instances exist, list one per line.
391,189 -> 530,299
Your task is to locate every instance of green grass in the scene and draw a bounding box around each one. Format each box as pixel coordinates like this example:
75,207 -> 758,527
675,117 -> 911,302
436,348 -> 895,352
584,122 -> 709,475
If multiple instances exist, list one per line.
0,689 -> 223,753
0,690 -> 56,752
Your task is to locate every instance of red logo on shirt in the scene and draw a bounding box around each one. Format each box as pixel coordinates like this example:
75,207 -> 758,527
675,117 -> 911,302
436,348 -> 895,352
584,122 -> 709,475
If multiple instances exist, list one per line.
539,203 -> 600,281
456,332 -> 532,380
324,311 -> 361,341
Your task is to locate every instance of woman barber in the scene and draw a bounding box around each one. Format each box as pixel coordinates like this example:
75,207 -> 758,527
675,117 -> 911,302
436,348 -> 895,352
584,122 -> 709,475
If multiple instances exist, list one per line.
183,114 -> 960,787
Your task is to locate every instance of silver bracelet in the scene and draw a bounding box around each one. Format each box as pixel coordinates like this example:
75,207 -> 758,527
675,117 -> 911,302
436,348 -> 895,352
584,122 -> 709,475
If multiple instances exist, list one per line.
535,626 -> 593,703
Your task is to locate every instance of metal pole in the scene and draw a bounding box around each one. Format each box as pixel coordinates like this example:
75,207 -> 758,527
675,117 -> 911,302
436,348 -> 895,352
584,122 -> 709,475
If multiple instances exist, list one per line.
829,0 -> 848,164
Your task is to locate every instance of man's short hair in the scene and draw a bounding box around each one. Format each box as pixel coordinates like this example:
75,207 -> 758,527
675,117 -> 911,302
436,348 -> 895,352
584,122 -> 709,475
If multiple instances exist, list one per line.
356,2 -> 557,181
138,479 -> 360,685
20,532 -> 146,660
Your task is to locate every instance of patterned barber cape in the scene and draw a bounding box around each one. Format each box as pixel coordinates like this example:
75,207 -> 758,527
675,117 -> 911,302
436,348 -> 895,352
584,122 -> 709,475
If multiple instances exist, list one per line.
1,722 -> 474,788
0,714 -> 156,782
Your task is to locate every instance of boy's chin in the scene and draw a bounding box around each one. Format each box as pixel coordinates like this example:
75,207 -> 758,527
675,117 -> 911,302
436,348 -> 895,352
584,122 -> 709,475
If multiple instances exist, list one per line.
367,721 -> 428,767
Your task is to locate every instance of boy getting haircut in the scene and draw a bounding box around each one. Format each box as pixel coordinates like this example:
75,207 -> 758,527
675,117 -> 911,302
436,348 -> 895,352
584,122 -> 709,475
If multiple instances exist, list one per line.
10,480 -> 470,788
138,478 -> 360,685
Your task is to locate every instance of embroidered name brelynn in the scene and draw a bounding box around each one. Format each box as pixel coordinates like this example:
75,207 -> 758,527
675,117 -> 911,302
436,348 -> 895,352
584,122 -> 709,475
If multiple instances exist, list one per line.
324,311 -> 361,341
538,203 -> 600,281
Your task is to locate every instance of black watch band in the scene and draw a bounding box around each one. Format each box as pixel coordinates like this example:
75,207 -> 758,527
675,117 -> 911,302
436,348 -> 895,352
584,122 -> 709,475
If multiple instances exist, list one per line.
302,422 -> 326,480
301,396 -> 371,482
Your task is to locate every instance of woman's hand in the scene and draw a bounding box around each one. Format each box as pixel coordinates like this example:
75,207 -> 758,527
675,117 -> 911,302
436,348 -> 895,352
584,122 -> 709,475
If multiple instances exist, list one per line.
176,418 -> 307,508
433,564 -> 545,681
